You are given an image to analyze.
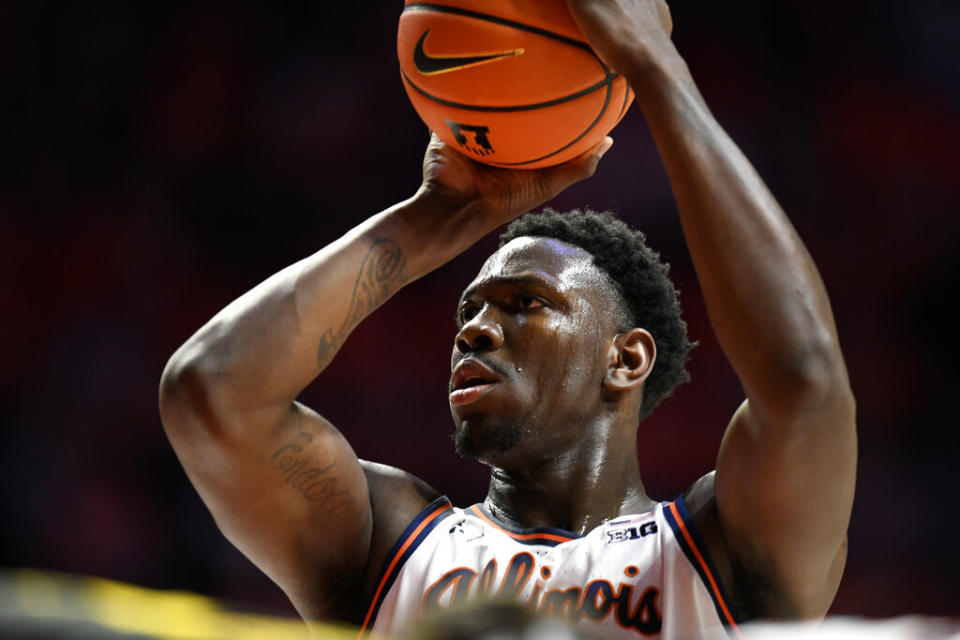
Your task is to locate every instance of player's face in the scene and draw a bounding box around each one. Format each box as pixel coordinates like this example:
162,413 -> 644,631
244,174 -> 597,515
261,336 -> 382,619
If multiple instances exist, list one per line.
449,237 -> 627,467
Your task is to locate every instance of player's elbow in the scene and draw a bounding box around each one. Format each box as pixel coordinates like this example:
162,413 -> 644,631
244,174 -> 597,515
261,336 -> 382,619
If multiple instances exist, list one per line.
795,341 -> 854,415
159,347 -> 229,442
765,333 -> 856,424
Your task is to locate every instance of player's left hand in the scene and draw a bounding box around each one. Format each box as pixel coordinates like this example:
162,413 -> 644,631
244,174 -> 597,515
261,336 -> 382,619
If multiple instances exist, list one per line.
419,132 -> 612,229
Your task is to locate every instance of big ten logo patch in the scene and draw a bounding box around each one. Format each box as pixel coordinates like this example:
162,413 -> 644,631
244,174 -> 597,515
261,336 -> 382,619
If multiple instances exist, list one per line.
445,120 -> 495,157
606,521 -> 657,544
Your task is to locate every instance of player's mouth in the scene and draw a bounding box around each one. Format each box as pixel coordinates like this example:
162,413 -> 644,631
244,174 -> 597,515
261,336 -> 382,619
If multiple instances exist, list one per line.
450,358 -> 501,406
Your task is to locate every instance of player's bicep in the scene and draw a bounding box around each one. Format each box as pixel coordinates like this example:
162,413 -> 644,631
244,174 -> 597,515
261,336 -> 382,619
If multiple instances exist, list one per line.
167,401 -> 372,617
714,396 -> 856,614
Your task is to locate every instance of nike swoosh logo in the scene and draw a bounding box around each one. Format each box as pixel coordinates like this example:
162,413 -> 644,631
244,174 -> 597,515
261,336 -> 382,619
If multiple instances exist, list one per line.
413,29 -> 523,75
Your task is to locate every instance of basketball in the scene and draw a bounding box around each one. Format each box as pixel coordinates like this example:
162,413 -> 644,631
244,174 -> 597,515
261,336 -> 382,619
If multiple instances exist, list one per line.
397,0 -> 634,169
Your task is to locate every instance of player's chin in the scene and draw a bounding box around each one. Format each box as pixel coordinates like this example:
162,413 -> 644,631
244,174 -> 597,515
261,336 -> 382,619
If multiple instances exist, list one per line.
452,416 -> 524,463
452,423 -> 481,461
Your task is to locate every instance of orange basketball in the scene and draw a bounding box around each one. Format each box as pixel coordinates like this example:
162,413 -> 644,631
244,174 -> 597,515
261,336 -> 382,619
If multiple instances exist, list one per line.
397,0 -> 634,169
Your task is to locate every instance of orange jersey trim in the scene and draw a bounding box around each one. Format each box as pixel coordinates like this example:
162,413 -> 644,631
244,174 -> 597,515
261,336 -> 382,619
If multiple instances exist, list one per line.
667,501 -> 742,637
358,502 -> 452,636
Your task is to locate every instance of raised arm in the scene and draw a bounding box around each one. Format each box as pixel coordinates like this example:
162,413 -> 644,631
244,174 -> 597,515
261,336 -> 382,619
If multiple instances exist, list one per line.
568,0 -> 856,618
158,135 -> 608,621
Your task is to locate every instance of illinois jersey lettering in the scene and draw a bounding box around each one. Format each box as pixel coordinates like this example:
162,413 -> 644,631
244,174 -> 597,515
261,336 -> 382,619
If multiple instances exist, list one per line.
422,553 -> 662,634
358,496 -> 741,639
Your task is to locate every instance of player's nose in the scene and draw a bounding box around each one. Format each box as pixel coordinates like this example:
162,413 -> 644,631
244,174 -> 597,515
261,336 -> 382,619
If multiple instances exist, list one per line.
455,306 -> 504,354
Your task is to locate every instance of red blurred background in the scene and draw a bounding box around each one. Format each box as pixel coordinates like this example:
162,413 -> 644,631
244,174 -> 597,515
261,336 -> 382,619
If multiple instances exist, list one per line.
1,0 -> 957,618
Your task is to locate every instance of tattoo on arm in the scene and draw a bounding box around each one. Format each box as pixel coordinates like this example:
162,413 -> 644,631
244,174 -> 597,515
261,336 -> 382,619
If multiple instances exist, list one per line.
270,411 -> 357,517
271,443 -> 357,517
317,239 -> 405,367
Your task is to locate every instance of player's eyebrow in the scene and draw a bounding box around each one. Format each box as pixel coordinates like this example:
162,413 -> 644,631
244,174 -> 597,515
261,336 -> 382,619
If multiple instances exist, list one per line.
458,273 -> 562,307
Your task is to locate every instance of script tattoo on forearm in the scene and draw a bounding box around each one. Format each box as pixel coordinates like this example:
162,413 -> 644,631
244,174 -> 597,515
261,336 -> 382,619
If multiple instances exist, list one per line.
270,412 -> 356,517
317,239 -> 405,367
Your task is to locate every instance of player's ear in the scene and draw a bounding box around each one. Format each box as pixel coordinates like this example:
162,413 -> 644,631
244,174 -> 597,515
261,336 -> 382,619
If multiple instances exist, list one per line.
604,328 -> 656,392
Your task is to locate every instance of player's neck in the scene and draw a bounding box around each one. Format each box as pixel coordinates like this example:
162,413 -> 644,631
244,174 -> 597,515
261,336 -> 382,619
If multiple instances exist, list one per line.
483,428 -> 656,536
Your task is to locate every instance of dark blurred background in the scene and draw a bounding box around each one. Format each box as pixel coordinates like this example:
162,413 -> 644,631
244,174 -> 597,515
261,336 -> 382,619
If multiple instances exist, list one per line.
2,0 -> 958,619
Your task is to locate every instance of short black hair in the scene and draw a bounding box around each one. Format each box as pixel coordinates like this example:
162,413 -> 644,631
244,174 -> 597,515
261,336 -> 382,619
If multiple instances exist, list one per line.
499,208 -> 694,421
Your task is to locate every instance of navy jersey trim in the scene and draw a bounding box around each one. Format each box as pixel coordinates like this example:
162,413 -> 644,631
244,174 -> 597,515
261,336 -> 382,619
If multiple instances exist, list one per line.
663,495 -> 743,634
359,496 -> 455,636
468,503 -> 581,547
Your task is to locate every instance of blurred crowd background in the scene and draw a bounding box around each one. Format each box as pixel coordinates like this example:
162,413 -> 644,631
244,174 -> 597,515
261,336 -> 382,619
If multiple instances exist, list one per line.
2,0 -> 958,620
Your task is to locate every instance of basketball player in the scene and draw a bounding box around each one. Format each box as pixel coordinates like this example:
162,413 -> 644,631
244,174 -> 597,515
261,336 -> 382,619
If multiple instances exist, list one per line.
159,1 -> 856,638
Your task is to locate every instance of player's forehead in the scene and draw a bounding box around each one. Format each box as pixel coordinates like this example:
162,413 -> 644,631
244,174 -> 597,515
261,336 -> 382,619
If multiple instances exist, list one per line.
461,236 -> 610,300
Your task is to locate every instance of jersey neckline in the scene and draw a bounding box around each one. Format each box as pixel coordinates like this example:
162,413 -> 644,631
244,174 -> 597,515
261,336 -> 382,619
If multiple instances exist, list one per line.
467,503 -> 581,545
470,501 -> 666,538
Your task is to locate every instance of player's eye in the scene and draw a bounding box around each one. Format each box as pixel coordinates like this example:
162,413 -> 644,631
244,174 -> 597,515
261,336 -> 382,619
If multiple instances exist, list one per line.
457,304 -> 480,326
516,294 -> 544,310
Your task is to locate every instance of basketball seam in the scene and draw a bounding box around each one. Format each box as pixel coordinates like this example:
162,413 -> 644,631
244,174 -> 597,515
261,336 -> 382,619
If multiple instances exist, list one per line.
617,84 -> 632,120
400,68 -> 619,113
484,76 -> 617,166
403,2 -> 602,63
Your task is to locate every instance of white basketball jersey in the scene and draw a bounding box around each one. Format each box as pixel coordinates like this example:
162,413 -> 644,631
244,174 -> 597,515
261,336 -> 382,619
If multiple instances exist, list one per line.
358,495 -> 742,639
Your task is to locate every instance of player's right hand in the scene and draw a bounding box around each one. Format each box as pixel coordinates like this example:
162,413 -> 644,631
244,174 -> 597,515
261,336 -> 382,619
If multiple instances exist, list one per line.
418,132 -> 612,229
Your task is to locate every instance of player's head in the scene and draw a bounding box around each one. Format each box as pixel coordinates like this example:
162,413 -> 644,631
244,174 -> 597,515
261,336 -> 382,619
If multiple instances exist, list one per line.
501,208 -> 694,420
449,208 -> 693,465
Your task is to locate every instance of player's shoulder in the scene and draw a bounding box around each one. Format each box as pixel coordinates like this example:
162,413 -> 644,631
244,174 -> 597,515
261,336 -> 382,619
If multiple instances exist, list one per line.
360,460 -> 443,539
361,460 -> 441,503
679,471 -> 744,605
681,470 -> 717,518
359,461 -> 443,599
676,471 -> 728,574
679,470 -> 782,621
